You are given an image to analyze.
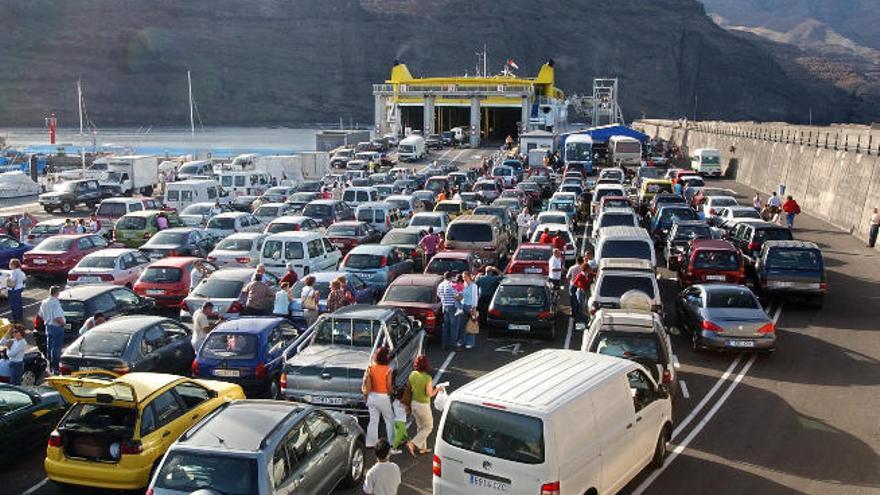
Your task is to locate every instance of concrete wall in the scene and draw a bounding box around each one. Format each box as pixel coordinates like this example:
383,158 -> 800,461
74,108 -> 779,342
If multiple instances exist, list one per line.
634,119 -> 880,246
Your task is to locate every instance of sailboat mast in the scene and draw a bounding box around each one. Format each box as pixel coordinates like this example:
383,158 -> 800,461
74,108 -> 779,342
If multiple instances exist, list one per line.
187,70 -> 195,139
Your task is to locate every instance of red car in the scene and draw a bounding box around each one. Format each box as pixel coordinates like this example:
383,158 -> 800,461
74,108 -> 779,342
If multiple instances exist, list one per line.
506,243 -> 553,275
132,256 -> 216,308
22,234 -> 111,277
670,169 -> 697,185
424,250 -> 482,276
677,239 -> 745,287
379,273 -> 443,336
325,221 -> 381,255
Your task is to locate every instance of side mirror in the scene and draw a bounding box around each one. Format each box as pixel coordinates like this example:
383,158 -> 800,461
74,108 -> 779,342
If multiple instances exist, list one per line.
337,423 -> 350,437
657,384 -> 670,399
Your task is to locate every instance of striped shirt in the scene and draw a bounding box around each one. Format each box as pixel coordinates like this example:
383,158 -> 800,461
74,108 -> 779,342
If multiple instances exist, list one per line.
437,280 -> 459,307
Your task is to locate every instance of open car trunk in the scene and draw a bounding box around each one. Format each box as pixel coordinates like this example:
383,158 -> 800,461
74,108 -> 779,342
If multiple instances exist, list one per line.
60,404 -> 136,462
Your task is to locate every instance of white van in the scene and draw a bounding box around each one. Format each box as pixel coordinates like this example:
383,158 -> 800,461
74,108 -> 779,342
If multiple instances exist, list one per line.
176,160 -> 214,180
260,231 -> 342,278
355,202 -> 406,234
163,179 -> 226,211
690,148 -> 722,177
609,135 -> 642,166
216,170 -> 271,197
342,186 -> 379,208
398,135 -> 426,161
594,226 -> 657,267
434,349 -> 672,495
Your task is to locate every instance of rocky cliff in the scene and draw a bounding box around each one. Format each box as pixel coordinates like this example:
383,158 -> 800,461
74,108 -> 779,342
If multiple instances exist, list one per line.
0,0 -> 873,127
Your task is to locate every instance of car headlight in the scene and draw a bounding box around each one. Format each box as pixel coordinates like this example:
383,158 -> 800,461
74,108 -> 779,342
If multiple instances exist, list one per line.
109,441 -> 121,460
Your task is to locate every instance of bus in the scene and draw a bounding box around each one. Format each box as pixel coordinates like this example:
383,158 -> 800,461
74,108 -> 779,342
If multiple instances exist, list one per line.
563,133 -> 594,174
608,135 -> 642,166
690,148 -> 722,176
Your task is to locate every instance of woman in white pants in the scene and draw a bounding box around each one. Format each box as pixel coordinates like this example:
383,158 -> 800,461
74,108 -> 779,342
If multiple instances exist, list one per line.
407,354 -> 445,455
363,346 -> 395,448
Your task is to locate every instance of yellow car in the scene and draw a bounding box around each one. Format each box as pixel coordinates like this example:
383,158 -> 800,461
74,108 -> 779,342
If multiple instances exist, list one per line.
433,199 -> 470,220
639,178 -> 674,205
45,373 -> 244,490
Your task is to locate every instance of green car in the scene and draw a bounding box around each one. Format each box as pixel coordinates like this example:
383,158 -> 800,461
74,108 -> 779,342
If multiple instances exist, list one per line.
0,384 -> 67,463
113,210 -> 182,248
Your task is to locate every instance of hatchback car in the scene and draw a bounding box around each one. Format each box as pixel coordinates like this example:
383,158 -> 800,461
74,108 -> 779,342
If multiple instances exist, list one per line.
677,284 -> 776,352
702,195 -> 739,217
205,232 -> 266,268
205,212 -> 263,239
22,234 -> 111,278
409,211 -> 450,234
133,257 -> 216,308
284,191 -> 322,213
192,317 -> 303,398
25,219 -> 67,245
45,373 -> 244,490
434,200 -> 470,220
486,275 -> 558,340
148,400 -> 365,494
68,248 -> 151,287
424,250 -> 482,277
264,215 -> 322,235
182,267 -> 279,321
380,227 -> 427,271
379,274 -> 444,337
113,210 -> 183,248
340,244 -> 413,289
325,221 -> 381,255
139,227 -> 215,260
727,220 -> 794,263
664,220 -> 716,270
252,202 -> 298,224
302,199 -> 354,227
505,243 -> 553,275
0,234 -> 32,268
588,259 -> 661,315
178,202 -> 233,227
677,239 -> 745,288
711,206 -> 762,230
649,205 -> 698,243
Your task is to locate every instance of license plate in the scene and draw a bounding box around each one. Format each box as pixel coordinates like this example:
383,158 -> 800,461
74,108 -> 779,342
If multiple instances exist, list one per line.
310,396 -> 345,406
468,473 -> 510,493
213,369 -> 240,378
64,324 -> 72,330
509,324 -> 530,331
33,259 -> 47,265
79,276 -> 101,283
524,267 -> 542,274
79,366 -> 102,371
146,289 -> 165,295
727,340 -> 755,348
772,281 -> 794,288
705,275 -> 726,281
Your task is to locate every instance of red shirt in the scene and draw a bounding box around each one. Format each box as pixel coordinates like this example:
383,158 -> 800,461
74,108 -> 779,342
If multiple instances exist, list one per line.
539,233 -> 554,244
279,271 -> 298,286
782,200 -> 801,214
553,235 -> 566,250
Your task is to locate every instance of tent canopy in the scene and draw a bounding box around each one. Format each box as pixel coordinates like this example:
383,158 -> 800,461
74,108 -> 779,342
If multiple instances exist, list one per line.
564,124 -> 648,144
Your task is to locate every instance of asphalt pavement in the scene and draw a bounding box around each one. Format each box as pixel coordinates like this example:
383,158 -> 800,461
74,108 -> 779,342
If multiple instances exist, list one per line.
2,152 -> 878,495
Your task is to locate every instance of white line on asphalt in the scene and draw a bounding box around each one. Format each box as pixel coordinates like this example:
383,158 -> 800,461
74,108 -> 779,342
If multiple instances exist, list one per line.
771,303 -> 783,324
672,355 -> 742,440
632,354 -> 757,495
22,477 -> 48,495
679,379 -> 690,399
563,317 -> 573,349
433,350 -> 456,384
448,149 -> 467,165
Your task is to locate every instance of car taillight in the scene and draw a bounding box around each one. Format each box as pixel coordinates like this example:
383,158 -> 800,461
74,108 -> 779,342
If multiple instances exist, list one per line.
488,308 -> 501,318
483,245 -> 496,251
228,300 -> 243,314
120,440 -> 142,455
819,282 -> 828,291
146,489 -> 154,495
757,322 -> 776,334
191,359 -> 200,376
47,431 -> 62,448
280,372 -> 287,389
236,256 -> 251,264
540,481 -> 561,495
34,315 -> 43,329
748,242 -> 758,251
113,366 -> 131,375
206,256 -> 216,262
255,362 -> 268,380
58,364 -> 71,375
709,208 -> 716,215
701,320 -> 725,332
379,256 -> 388,267
537,311 -> 552,319
662,369 -> 673,384
424,310 -> 436,325
432,454 -> 442,477
67,274 -> 78,281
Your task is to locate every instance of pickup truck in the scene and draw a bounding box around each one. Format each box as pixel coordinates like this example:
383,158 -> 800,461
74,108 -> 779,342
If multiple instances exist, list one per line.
38,179 -> 107,213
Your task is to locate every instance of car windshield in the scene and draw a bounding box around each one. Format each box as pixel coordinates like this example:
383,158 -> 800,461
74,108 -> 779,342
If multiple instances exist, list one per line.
200,333 -> 259,360
385,199 -> 409,211
357,209 -> 377,222
442,401 -> 544,464
593,331 -> 661,362
693,250 -> 739,271
254,206 -> 279,216
447,223 -> 492,242
327,225 -> 359,237
493,285 -> 546,308
706,290 -> 760,309
77,331 -> 131,357
640,168 -> 663,179
644,182 -> 672,194
155,451 -> 257,495
658,208 -> 696,226
140,267 -> 183,283
313,318 -> 376,347
192,278 -> 245,299
566,141 -> 592,161
78,255 -> 118,269
96,203 -> 128,217
549,202 -> 574,213
711,198 -> 738,207
150,231 -> 189,244
476,182 -> 496,191
207,217 -> 235,229
31,223 -> 61,235
599,214 -> 636,229
515,247 -> 552,261
766,248 -> 822,270
53,182 -> 78,193
595,188 -> 625,200
539,214 -> 567,225
600,240 -> 652,261
115,216 -> 147,230
754,228 -> 794,244
36,238 -> 73,251
382,231 -> 420,245
60,300 -> 86,319
262,240 -> 304,260
426,258 -> 468,274
732,209 -> 760,219
674,225 -> 712,240
215,238 -> 254,251
384,284 -> 434,303
303,204 -> 332,217
410,216 -> 440,227
598,275 -> 656,298
344,254 -> 385,269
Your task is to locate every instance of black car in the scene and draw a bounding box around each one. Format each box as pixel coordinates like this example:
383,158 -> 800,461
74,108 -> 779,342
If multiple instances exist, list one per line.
58,315 -> 194,376
665,220 -> 715,269
232,195 -> 259,212
486,275 -> 559,340
727,220 -> 794,264
441,131 -> 455,146
755,240 -> 826,307
302,199 -> 354,228
38,179 -> 106,214
0,384 -> 67,462
139,227 -> 215,260
34,285 -> 155,354
296,180 -> 324,193
425,134 -> 443,149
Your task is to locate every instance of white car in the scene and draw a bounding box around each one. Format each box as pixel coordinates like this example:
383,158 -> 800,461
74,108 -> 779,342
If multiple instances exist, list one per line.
206,232 -> 267,268
703,196 -> 739,218
408,212 -> 450,234
253,202 -> 298,224
529,223 -> 577,262
67,248 -> 151,287
264,215 -> 322,235
204,212 -> 263,239
179,202 -> 228,227
532,211 -> 574,238
712,206 -> 761,230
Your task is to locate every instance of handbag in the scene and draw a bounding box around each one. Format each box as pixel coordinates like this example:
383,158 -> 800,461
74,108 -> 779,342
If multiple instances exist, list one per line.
302,289 -> 318,311
401,380 -> 413,409
465,310 -> 480,334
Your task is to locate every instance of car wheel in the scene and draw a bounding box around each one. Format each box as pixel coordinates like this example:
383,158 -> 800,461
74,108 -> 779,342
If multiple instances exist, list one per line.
341,440 -> 366,488
650,427 -> 670,468
61,202 -> 72,213
269,378 -> 282,400
20,369 -> 38,386
43,207 -> 54,214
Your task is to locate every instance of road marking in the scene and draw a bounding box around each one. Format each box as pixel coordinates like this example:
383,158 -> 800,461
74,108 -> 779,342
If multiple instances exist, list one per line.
433,350 -> 456,384
563,316 -> 573,349
22,477 -> 48,495
632,354 -> 757,495
494,343 -> 523,355
449,149 -> 467,165
0,300 -> 42,317
679,379 -> 690,399
672,355 -> 742,440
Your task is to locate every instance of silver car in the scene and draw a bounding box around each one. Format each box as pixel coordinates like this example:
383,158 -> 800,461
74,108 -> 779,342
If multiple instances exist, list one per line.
180,267 -> 278,322
676,284 -> 776,352
206,232 -> 267,268
148,400 -> 365,494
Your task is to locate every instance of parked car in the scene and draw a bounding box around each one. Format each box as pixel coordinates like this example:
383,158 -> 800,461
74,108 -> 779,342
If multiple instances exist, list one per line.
205,232 -> 266,268
676,239 -> 745,288
340,244 -> 413,289
528,223 -> 577,262
302,199 -> 355,228
192,317 -> 304,398
148,400 -> 365,494
260,186 -> 297,204
139,227 -> 215,260
446,214 -> 511,267
204,211 -> 263,240
325,221 -> 381,255
702,195 -> 739,217
711,206 -> 762,231
505,243 -> 553,275
288,271 -> 378,324
379,274 -> 444,337
0,347 -> 49,386
25,219 -> 67,245
264,215 -> 322,235
178,202 -> 232,227
409,211 -> 450,234
182,267 -> 279,321
113,210 -> 183,248
285,191 -> 323,213
0,383 -> 67,463
22,234 -> 111,278
39,179 -> 104,213
45,373 -> 244,490
260,231 -> 342,278
676,284 -> 776,352
0,234 -> 32,268
424,250 -> 482,277
134,257 -> 215,309
94,198 -> 146,229
412,190 -> 437,210
67,248 -> 151,287
486,275 -> 559,339
755,240 -> 826,307
473,179 -> 502,203
280,305 -> 424,414
252,202 -> 298,224
380,227 -> 427,271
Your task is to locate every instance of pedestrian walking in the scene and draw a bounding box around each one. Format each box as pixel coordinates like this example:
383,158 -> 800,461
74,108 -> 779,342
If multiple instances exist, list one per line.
436,271 -> 461,351
782,195 -> 801,229
363,346 -> 395,448
192,302 -> 221,352
868,207 -> 880,248
6,259 -> 26,323
300,275 -> 320,327
567,255 -> 584,325
38,286 -> 66,374
459,271 -> 479,350
419,227 -> 441,261
0,325 -> 27,385
517,208 -> 532,243
363,439 -> 401,495
408,355 -> 445,456
549,248 -> 564,290
752,193 -> 762,210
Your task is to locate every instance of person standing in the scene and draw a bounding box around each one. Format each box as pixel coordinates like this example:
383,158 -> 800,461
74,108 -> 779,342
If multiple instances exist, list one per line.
548,248 -> 564,290
407,355 -> 445,456
752,193 -> 762,211
300,275 -> 320,327
767,191 -> 782,210
363,346 -> 395,449
273,282 -> 293,317
363,439 -> 401,495
516,208 -> 532,243
0,325 -> 27,385
17,212 -> 34,243
326,279 -> 349,313
419,227 -> 441,261
38,286 -> 66,375
567,256 -> 584,325
278,262 -> 298,287
868,207 -> 880,248
6,259 -> 26,323
190,260 -> 210,290
192,302 -> 221,352
436,271 -> 461,351
87,213 -> 100,234
782,195 -> 801,229
459,271 -> 479,350
241,273 -> 274,315
156,212 -> 169,230
539,227 -> 554,245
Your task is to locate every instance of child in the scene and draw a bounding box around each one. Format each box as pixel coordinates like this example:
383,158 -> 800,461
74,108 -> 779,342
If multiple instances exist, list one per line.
391,393 -> 410,455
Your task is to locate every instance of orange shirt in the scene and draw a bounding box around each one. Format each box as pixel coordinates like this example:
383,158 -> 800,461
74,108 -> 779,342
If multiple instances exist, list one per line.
369,364 -> 391,394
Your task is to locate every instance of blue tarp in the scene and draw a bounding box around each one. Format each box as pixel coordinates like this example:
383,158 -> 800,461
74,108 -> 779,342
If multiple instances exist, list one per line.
564,124 -> 648,144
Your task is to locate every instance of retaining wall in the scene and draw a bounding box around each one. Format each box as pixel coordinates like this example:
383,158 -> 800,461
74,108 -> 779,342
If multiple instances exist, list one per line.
634,119 -> 880,246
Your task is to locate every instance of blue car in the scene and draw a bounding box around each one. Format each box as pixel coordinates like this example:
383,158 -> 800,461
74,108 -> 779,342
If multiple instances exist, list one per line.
288,270 -> 378,323
191,317 -> 304,399
0,235 -> 32,267
340,244 -> 414,289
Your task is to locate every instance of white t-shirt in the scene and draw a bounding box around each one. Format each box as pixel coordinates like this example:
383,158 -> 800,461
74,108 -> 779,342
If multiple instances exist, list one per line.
190,268 -> 203,290
9,268 -> 25,290
549,256 -> 564,281
273,290 -> 290,315
301,286 -> 317,310
363,461 -> 401,495
192,309 -> 210,350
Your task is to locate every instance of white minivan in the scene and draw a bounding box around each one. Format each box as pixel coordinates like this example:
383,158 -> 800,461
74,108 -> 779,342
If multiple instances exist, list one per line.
594,225 -> 657,267
434,349 -> 672,495
342,186 -> 379,208
260,231 -> 342,277
163,179 -> 226,211
690,148 -> 722,177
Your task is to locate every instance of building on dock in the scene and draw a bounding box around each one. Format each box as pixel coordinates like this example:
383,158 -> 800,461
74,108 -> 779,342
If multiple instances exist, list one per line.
373,60 -> 568,148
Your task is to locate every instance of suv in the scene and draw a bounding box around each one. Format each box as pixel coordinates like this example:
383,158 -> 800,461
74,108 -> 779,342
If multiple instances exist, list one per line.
727,220 -> 794,264
755,240 -> 826,307
588,258 -> 661,316
281,305 -> 424,415
445,214 -> 511,267
148,400 -> 365,494
39,179 -> 105,213
676,239 -> 744,288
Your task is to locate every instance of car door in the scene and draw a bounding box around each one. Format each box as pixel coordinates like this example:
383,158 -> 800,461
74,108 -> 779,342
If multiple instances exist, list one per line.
273,420 -> 320,494
138,388 -> 188,461
322,238 -> 341,268
0,388 -> 45,453
304,411 -> 348,491
136,326 -> 170,372
171,380 -> 214,426
386,313 -> 420,389
159,321 -> 195,375
627,368 -> 666,467
678,287 -> 703,333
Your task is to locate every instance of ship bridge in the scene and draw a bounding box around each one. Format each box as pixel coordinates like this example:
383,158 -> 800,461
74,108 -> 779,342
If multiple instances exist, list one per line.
373,60 -> 568,147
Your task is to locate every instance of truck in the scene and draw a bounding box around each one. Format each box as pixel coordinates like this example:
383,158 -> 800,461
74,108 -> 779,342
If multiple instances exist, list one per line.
101,155 -> 159,196
398,135 -> 426,162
